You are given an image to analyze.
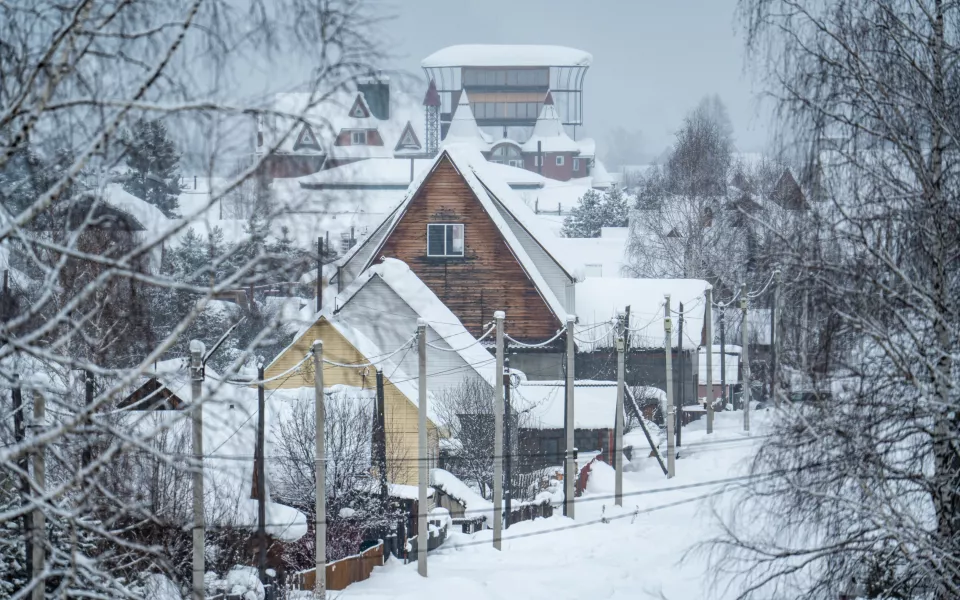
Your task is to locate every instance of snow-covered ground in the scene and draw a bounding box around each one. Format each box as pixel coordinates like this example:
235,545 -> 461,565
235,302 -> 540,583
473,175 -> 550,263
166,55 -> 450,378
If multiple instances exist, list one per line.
338,410 -> 769,600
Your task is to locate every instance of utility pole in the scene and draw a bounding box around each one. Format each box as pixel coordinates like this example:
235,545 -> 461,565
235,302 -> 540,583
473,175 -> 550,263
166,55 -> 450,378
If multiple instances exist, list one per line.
256,362 -> 267,584
493,311 -> 505,549
564,314 -> 576,517
741,284 -> 751,433
615,311 -> 625,506
31,388 -> 45,600
771,270 -> 781,408
503,357 -> 512,529
416,320 -> 428,575
189,340 -> 205,600
313,341 -> 326,598
705,289 -> 714,434
719,303 -> 727,409
676,302 -> 683,448
12,376 -> 31,584
375,369 -> 388,505
664,296 -> 676,478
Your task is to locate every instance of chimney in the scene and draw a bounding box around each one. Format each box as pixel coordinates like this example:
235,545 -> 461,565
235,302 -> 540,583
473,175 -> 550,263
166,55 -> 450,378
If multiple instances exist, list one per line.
358,73 -> 390,120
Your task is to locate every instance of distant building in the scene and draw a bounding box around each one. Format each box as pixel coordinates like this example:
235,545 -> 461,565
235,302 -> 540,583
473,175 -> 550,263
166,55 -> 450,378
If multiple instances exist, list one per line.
421,44 -> 590,137
257,45 -> 606,184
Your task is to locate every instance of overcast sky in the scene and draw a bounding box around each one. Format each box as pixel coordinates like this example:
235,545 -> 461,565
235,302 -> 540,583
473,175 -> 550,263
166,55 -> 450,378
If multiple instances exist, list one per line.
379,0 -> 771,167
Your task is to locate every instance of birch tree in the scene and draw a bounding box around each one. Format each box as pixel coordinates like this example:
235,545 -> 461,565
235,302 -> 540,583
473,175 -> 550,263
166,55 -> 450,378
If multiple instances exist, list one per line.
0,0 -> 379,597
710,2 -> 960,599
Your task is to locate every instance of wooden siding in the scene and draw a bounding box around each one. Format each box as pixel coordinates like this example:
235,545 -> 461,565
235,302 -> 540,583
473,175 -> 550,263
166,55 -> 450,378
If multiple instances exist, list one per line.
377,157 -> 562,341
264,318 -> 437,486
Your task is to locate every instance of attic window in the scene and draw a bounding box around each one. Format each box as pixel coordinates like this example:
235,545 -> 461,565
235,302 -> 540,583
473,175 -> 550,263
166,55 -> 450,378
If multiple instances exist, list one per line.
351,130 -> 367,145
427,224 -> 464,257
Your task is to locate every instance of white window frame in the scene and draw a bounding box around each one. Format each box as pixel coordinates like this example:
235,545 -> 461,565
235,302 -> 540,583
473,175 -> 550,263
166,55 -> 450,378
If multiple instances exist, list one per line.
556,155 -> 565,166
573,158 -> 580,172
350,130 -> 367,145
426,223 -> 465,257
534,155 -> 542,167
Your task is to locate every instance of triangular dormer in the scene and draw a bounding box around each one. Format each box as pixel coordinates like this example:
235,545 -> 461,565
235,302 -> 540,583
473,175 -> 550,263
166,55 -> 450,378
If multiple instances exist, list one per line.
394,121 -> 422,151
348,94 -> 372,119
293,124 -> 321,151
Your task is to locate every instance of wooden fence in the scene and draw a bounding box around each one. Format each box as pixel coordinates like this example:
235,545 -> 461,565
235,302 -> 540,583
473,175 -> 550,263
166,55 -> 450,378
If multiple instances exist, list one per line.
289,541 -> 383,592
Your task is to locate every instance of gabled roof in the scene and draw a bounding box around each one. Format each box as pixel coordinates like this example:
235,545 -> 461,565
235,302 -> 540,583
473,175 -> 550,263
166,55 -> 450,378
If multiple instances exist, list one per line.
293,124 -> 321,151
331,257 -> 496,386
346,145 -> 573,323
394,121 -> 422,152
271,310 -> 440,424
348,93 -> 372,119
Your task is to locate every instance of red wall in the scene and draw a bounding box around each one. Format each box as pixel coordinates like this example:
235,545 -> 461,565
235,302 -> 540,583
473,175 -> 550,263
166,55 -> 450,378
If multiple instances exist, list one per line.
522,152 -> 578,181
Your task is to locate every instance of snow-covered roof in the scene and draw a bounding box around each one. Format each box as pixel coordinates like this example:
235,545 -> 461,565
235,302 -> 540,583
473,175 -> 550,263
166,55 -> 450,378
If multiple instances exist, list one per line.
298,158 -> 434,189
274,305 -> 440,424
265,86 -> 426,159
514,380 -> 627,430
389,483 -> 434,500
698,347 -> 741,384
577,138 -> 597,158
549,237 -> 627,280
347,145 -> 572,323
431,468 -> 492,521
575,277 -> 711,350
331,258 -> 496,386
422,45 -> 593,68
521,101 -> 581,154
120,365 -> 307,542
442,91 -> 491,150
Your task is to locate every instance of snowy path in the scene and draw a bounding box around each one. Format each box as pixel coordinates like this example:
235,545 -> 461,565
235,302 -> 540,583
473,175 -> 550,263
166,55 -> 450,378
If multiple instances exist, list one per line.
338,411 -> 769,600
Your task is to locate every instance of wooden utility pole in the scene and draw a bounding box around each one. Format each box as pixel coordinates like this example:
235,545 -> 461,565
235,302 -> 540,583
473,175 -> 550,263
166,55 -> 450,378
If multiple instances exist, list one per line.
375,369 -> 388,504
676,302 -> 684,448
189,341 -> 205,600
664,296 -> 676,478
503,357 -> 512,529
493,311 -> 505,549
416,320 -> 428,575
12,376 -> 31,584
705,289 -> 714,433
741,284 -> 751,433
615,311 -> 625,506
771,270 -> 781,408
31,389 -> 45,600
564,314 -> 576,517
719,303 -> 727,409
256,363 -> 267,584
313,341 -> 326,598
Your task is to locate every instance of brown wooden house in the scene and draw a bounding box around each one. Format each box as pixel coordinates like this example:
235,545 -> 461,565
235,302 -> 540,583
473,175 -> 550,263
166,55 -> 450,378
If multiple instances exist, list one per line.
331,146 -> 577,347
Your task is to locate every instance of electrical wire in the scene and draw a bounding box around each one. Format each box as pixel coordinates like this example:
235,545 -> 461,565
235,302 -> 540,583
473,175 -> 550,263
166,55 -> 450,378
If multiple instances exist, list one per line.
426,324 -> 496,352
572,322 -> 617,345
504,327 -> 567,349
748,271 -> 777,299
321,333 -> 418,368
206,353 -> 312,386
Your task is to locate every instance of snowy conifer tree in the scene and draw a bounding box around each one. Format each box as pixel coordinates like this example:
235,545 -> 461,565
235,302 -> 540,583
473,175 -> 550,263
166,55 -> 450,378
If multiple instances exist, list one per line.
561,188 -> 629,238
121,119 -> 182,218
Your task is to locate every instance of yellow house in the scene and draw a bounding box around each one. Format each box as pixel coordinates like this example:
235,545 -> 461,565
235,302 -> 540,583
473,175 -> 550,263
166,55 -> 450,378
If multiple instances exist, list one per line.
264,313 -> 439,487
